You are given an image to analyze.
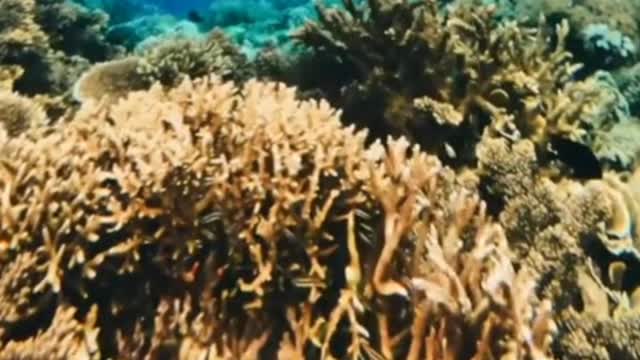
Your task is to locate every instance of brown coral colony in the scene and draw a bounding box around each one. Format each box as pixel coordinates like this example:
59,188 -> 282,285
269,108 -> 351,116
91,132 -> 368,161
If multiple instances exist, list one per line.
1,0 -> 640,359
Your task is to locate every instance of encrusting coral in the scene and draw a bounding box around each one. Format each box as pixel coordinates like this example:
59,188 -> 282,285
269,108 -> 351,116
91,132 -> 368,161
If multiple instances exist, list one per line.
0,75 -> 553,358
293,0 -> 607,164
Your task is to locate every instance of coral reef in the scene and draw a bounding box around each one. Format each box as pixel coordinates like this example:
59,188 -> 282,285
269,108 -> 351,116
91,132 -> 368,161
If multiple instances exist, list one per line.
2,0 -> 640,358
613,62 -> 640,116
135,29 -> 250,87
0,0 -> 122,98
80,0 -> 159,25
73,30 -> 251,104
203,0 -> 318,56
293,0 -> 608,165
0,75 -> 553,358
107,15 -> 202,51
457,0 -> 640,72
476,135 -> 640,358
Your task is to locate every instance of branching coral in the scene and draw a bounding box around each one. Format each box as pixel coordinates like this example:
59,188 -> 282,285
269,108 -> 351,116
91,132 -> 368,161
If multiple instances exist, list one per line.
35,0 -> 120,62
613,62 -> 640,116
293,0 -> 607,163
405,194 -> 555,359
0,305 -> 99,359
0,75 -> 552,358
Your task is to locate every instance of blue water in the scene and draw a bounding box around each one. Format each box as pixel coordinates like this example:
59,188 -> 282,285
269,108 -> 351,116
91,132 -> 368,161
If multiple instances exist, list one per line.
81,0 -> 329,55
156,0 -> 212,17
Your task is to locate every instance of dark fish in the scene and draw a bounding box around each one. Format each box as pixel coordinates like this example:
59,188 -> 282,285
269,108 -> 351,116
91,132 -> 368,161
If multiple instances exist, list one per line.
187,10 -> 204,23
549,136 -> 602,179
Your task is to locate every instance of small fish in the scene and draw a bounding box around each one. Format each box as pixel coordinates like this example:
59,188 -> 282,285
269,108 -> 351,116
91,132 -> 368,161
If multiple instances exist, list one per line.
548,136 -> 602,179
187,10 -> 204,23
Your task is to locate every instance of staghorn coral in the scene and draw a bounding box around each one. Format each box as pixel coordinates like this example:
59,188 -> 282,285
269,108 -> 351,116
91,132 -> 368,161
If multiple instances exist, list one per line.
293,0 -> 607,165
0,75 -> 552,358
0,305 -> 99,360
403,192 -> 555,359
0,250 -> 53,341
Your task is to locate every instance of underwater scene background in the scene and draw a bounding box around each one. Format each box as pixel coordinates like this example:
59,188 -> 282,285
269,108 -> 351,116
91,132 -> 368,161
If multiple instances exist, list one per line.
1,0 -> 640,358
